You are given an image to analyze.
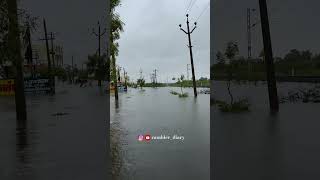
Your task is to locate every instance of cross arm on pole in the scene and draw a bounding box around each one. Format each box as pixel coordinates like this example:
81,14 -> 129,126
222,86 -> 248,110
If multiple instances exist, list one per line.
190,26 -> 197,34
100,28 -> 107,37
92,29 -> 99,36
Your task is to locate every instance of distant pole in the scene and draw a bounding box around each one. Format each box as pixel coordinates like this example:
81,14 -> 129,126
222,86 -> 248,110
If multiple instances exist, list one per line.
259,0 -> 279,112
7,0 -> 27,121
72,56 -> 74,83
50,32 -> 56,68
154,69 -> 158,86
247,8 -> 256,79
186,64 -> 188,80
179,14 -> 197,97
92,21 -> 106,57
25,24 -> 34,77
247,8 -> 252,60
43,19 -> 55,94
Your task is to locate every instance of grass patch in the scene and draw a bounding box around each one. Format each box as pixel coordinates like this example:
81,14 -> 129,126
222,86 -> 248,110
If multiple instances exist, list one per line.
170,90 -> 179,95
213,98 -> 250,113
170,90 -> 189,98
178,92 -> 189,98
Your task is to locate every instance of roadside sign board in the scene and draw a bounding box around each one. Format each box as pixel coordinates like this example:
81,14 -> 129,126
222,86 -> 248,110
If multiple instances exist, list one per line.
0,78 -> 51,96
0,79 -> 15,96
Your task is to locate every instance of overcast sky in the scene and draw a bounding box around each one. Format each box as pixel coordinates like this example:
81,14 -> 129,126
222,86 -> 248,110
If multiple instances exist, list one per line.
20,0 -> 107,68
115,0 -> 210,83
213,0 -> 320,63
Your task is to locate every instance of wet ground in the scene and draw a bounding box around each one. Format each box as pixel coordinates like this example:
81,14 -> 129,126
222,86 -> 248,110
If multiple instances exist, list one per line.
0,82 -> 109,180
110,87 -> 210,180
212,81 -> 320,180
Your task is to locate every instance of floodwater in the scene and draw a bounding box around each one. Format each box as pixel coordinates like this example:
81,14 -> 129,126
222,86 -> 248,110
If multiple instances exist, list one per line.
110,87 -> 210,180
0,82 -> 109,180
212,80 -> 320,180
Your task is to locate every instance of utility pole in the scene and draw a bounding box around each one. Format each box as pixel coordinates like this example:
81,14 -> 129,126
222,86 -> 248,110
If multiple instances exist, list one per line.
50,32 -> 56,68
247,8 -> 253,60
71,56 -> 74,83
154,69 -> 158,85
24,23 -> 34,78
179,14 -> 197,97
92,21 -> 106,57
7,0 -> 27,121
247,8 -> 257,79
187,65 -> 189,81
259,0 -> 279,112
41,19 -> 54,94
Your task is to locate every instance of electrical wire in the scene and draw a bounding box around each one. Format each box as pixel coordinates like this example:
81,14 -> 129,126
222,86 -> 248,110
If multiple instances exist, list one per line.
195,1 -> 210,22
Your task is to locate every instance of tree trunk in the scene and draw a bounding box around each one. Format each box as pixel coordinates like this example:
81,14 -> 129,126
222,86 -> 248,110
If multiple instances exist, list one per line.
227,80 -> 233,105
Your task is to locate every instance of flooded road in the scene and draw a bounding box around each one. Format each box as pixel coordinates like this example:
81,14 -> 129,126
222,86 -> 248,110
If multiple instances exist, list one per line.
212,81 -> 320,180
110,87 -> 210,180
0,82 -> 109,180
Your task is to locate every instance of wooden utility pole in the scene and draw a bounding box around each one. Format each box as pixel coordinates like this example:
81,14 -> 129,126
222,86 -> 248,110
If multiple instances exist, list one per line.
259,0 -> 279,112
7,0 -> 27,121
179,14 -> 197,97
24,24 -> 34,77
50,32 -> 55,68
92,21 -> 106,57
72,56 -> 74,83
42,19 -> 55,94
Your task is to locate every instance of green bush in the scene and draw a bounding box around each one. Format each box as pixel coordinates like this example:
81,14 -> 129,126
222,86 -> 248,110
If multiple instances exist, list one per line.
178,92 -> 188,98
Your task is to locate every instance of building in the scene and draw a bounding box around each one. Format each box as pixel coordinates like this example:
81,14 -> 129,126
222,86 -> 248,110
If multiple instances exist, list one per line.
24,43 -> 64,68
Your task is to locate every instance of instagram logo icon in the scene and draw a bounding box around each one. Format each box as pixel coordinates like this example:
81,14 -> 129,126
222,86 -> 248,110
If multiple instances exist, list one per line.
138,135 -> 144,141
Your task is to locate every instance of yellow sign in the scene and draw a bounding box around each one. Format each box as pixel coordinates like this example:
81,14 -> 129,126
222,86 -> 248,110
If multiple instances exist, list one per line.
0,79 -> 15,96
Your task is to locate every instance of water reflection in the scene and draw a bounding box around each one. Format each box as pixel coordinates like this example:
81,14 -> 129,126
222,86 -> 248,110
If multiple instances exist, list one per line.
110,87 -> 210,179
15,120 -> 34,179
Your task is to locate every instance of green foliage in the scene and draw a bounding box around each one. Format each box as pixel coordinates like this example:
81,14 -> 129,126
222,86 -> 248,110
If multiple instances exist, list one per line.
215,98 -> 250,113
216,51 -> 225,65
178,93 -> 188,98
137,78 -> 145,89
225,41 -> 239,62
86,54 -> 109,81
170,90 -> 179,95
170,90 -> 188,98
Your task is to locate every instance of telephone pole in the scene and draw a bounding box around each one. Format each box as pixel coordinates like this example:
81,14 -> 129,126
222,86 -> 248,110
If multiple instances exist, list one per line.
72,56 -> 74,83
92,21 -> 106,57
50,32 -> 56,68
179,14 -> 197,97
24,23 -> 34,77
259,0 -> 279,112
41,19 -> 55,94
154,69 -> 158,85
187,64 -> 190,80
247,8 -> 253,60
7,0 -> 27,121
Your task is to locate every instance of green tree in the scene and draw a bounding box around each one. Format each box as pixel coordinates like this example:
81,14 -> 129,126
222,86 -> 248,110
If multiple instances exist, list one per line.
137,78 -> 145,89
110,0 -> 124,99
86,54 -> 108,86
225,41 -> 239,63
224,41 -> 238,105
216,51 -> 225,65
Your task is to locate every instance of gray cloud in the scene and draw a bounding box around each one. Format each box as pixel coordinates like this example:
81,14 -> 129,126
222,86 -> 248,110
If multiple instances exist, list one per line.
116,0 -> 210,83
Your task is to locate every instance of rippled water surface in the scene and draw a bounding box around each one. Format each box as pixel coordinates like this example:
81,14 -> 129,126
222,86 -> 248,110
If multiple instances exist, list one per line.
110,87 -> 210,180
0,83 -> 109,180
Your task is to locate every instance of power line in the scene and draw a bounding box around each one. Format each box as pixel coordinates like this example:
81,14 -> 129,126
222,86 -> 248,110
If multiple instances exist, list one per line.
195,1 -> 210,22
185,0 -> 194,14
187,0 -> 198,14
